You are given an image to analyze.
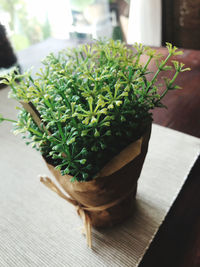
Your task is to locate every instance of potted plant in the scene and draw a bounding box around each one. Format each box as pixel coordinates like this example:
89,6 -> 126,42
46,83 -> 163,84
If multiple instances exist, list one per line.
0,40 -> 189,247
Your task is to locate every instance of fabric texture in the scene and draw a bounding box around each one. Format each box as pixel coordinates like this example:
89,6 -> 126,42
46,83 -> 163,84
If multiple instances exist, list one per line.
0,86 -> 200,266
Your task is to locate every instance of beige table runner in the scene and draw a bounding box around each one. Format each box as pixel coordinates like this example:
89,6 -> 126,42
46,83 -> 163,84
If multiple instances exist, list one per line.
0,85 -> 200,266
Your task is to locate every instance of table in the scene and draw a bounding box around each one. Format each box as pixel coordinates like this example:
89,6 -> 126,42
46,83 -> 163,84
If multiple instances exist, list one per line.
139,46 -> 200,267
1,39 -> 200,266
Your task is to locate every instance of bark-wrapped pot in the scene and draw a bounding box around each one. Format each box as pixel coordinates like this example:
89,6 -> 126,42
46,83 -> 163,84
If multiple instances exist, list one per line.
43,125 -> 151,230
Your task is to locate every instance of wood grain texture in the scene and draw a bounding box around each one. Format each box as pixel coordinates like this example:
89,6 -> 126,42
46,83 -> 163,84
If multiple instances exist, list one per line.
141,47 -> 200,138
139,47 -> 200,267
162,0 -> 200,49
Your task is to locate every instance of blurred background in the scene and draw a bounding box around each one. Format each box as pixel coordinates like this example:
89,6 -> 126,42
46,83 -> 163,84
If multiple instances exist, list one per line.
0,0 -> 200,70
0,0 -> 123,52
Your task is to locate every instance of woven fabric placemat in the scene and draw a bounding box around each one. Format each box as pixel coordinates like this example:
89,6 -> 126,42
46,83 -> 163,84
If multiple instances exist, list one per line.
0,87 -> 200,266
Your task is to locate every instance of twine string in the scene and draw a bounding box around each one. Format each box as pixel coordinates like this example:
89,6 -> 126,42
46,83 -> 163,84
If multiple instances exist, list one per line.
40,175 -> 137,248
40,176 -> 92,248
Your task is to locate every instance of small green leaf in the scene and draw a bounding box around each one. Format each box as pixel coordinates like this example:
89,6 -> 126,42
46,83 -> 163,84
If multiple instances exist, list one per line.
67,137 -> 76,145
108,103 -> 114,109
80,159 -> 86,165
82,173 -> 89,180
94,129 -> 100,137
91,116 -> 97,124
105,130 -> 111,136
91,145 -> 98,151
81,130 -> 89,136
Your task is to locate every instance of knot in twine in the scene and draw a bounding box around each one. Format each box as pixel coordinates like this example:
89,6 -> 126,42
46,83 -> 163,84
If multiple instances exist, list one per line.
40,176 -> 137,248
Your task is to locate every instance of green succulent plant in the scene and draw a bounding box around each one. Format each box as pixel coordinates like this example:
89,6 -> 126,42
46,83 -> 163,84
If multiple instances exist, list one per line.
0,40 -> 190,181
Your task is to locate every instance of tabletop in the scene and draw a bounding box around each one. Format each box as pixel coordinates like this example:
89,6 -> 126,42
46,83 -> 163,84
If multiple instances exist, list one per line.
140,45 -> 200,267
1,38 -> 200,267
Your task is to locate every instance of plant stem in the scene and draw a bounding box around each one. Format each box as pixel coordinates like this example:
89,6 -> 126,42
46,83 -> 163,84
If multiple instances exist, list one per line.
135,52 -> 142,66
57,121 -> 71,159
147,53 -> 172,92
57,121 -> 65,141
60,91 -> 78,128
10,83 -> 17,95
168,71 -> 180,88
143,55 -> 153,73
160,70 -> 180,100
28,127 -> 43,137
2,118 -> 17,123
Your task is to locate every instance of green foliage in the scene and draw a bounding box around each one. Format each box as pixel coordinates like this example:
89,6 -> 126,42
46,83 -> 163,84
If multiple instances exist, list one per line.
0,39 -> 189,181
